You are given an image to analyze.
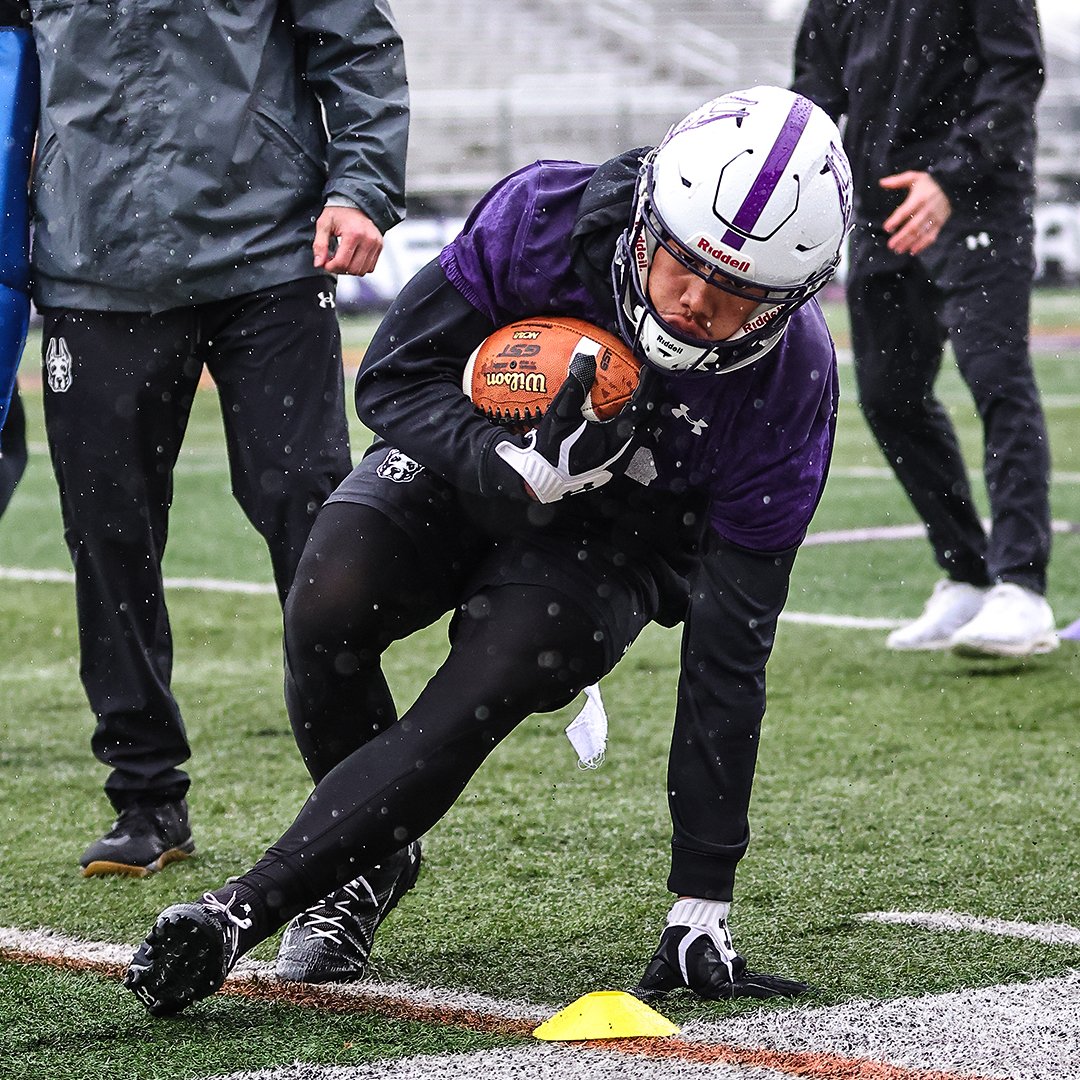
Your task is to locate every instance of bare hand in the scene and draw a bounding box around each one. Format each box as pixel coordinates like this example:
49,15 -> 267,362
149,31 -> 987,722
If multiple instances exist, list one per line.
879,171 -> 952,256
313,205 -> 383,275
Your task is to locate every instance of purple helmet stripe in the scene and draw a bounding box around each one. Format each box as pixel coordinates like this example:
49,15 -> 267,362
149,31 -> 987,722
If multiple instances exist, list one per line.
720,95 -> 814,251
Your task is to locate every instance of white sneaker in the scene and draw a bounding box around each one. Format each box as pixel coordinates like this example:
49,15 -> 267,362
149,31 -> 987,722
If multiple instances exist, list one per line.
950,582 -> 1059,658
886,580 -> 988,651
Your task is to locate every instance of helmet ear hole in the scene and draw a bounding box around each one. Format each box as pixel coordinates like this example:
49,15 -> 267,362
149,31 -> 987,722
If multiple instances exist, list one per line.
615,85 -> 852,375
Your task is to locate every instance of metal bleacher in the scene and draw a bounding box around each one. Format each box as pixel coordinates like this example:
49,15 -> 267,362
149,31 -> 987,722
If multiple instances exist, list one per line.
392,0 -> 1080,211
391,0 -> 802,210
1038,22 -> 1080,201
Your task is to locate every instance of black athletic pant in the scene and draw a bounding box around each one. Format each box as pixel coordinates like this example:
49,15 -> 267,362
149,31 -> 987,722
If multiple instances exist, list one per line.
846,212 -> 1052,592
223,500 -> 619,937
41,278 -> 352,811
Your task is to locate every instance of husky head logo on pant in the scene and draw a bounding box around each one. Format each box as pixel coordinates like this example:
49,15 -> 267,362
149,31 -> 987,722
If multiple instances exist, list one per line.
377,448 -> 423,483
45,336 -> 73,393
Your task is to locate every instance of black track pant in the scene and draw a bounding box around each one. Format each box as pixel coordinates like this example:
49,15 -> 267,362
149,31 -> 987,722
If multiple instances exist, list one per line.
228,501 -> 616,937
41,279 -> 351,811
846,216 -> 1051,592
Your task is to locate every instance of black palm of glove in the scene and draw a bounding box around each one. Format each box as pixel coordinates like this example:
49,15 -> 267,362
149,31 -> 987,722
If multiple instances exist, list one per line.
491,350 -> 656,503
634,924 -> 809,1003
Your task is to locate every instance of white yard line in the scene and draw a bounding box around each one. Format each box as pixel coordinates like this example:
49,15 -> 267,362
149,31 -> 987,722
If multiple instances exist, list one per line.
3,921 -> 1078,1080
802,519 -> 1079,545
0,565 -> 908,631
692,969 -> 1080,1080
208,1046 -> 796,1080
0,925 -> 549,1024
829,465 -> 1080,485
0,565 -> 277,595
856,910 -> 1080,947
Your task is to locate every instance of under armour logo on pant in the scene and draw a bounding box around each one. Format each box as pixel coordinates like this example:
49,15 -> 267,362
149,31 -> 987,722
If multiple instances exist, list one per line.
317,291 -> 336,309
965,232 -> 991,250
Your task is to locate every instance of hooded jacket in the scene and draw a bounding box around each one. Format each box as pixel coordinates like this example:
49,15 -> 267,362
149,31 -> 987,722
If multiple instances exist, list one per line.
0,0 -> 35,430
28,0 -> 408,311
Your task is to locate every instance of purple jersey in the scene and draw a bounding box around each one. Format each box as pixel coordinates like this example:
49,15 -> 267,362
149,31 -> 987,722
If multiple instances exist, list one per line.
441,159 -> 838,550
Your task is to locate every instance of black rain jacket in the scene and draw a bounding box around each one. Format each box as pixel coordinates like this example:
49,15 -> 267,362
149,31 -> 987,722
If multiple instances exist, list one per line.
28,0 -> 408,311
793,0 -> 1043,226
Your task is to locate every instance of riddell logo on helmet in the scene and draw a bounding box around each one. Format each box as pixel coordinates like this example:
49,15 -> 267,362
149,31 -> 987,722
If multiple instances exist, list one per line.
742,306 -> 780,334
634,232 -> 650,273
696,236 -> 751,274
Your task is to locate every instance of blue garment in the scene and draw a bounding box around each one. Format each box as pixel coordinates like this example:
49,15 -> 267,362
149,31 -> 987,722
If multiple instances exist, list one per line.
0,23 -> 38,435
441,159 -> 837,551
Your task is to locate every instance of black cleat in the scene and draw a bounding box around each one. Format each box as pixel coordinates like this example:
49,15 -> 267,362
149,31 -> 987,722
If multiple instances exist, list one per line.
275,841 -> 422,983
80,800 -> 194,878
125,891 -> 253,1016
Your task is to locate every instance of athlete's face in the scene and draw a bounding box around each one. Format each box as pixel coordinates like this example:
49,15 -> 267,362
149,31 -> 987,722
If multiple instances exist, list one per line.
646,246 -> 763,342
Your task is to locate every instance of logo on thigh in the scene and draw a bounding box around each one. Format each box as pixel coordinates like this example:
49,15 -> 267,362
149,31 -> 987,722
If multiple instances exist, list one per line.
377,448 -> 424,483
45,336 -> 73,393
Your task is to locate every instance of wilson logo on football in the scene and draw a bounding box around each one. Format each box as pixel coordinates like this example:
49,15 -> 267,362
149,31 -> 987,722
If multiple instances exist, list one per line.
483,370 -> 548,394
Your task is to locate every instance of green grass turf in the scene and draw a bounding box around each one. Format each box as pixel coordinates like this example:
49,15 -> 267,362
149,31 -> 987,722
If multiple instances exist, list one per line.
1,291 -> 1079,1078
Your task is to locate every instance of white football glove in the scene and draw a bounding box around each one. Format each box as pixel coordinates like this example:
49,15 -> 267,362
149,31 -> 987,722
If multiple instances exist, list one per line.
634,898 -> 808,1002
491,350 -> 654,503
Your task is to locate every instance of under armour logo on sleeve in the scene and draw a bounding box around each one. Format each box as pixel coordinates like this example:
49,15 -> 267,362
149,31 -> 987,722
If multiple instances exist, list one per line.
672,403 -> 709,436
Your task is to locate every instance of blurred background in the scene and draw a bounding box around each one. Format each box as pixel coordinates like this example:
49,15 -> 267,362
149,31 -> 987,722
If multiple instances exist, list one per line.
341,0 -> 1080,310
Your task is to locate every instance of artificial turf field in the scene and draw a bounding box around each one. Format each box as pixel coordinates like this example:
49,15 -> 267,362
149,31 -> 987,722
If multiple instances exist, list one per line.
0,292 -> 1078,1079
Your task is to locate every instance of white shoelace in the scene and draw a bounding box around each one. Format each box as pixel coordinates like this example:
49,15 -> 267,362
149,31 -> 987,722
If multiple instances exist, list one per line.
201,890 -> 254,930
199,890 -> 254,966
298,877 -> 377,944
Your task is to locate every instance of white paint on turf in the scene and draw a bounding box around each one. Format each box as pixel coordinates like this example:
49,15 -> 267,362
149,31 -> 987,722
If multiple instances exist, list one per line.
204,1045 -> 793,1080
0,565 -> 277,594
4,922 -> 1079,1080
857,910 -> 1080,947
689,970 -> 1080,1080
0,925 -> 550,1024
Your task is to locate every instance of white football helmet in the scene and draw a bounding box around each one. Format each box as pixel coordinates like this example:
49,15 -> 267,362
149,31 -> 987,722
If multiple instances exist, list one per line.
613,85 -> 852,375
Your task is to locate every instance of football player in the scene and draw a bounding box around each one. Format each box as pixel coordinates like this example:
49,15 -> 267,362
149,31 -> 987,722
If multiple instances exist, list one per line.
126,85 -> 852,1015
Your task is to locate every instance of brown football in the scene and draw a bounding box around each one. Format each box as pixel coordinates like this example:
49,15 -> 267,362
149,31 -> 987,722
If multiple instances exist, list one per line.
463,317 -> 641,428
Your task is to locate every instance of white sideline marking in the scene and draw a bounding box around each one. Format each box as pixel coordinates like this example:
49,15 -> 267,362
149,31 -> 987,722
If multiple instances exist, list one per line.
857,910 -> 1080,947
0,925 -> 549,1023
5,923 -> 1079,1080
802,523 -> 927,543
207,1045 -> 794,1080
779,611 -> 905,630
0,564 -> 905,631
829,465 -> 1080,484
692,969 -> 1080,1080
802,519 -> 1079,545
4,512 -> 1079,635
0,565 -> 276,595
